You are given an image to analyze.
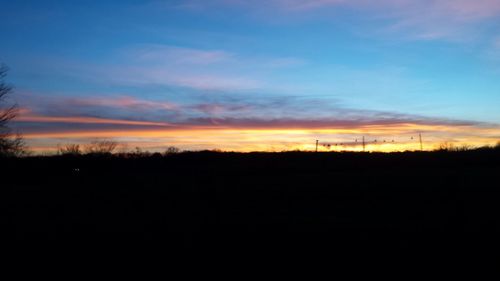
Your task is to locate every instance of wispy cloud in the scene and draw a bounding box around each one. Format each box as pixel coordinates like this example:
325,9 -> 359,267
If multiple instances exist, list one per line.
492,37 -> 500,56
494,37 -> 500,49
128,44 -> 233,65
127,69 -> 263,91
244,0 -> 500,21
270,0 -> 348,11
44,44 -> 305,92
65,96 -> 178,111
375,0 -> 500,40
177,0 -> 500,41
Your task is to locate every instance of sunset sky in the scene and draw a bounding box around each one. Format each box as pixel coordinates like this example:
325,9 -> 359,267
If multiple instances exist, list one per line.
1,0 -> 500,152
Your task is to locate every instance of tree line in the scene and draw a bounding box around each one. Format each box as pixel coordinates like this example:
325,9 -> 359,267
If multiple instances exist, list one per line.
56,141 -> 180,157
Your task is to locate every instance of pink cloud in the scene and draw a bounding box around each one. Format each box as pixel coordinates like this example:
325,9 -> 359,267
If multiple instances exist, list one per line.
16,114 -> 174,127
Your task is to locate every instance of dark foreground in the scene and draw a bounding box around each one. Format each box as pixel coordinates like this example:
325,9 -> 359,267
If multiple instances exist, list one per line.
2,150 -> 500,263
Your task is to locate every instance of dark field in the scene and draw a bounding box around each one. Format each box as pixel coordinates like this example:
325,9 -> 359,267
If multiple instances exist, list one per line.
2,150 -> 500,260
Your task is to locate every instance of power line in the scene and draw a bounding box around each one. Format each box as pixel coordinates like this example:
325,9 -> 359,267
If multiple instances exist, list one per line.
317,133 -> 426,153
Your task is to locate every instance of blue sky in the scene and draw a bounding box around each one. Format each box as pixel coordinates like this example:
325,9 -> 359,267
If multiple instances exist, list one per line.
1,0 -> 500,152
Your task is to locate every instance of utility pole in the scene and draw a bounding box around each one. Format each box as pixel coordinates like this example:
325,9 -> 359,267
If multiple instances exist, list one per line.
362,136 -> 365,152
315,140 -> 319,152
419,133 -> 423,151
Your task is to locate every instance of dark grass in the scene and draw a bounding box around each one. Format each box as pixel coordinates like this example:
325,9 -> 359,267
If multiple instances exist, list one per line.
1,149 -> 500,263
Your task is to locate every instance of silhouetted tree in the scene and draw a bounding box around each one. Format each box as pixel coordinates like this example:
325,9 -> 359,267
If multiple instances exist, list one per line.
164,146 -> 180,155
84,140 -> 118,155
0,64 -> 26,157
131,146 -> 151,157
437,142 -> 454,152
456,144 -> 473,151
57,144 -> 81,155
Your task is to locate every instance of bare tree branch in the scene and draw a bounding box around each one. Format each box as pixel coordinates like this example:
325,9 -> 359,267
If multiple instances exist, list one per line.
0,64 -> 26,157
0,64 -> 14,101
84,140 -> 119,155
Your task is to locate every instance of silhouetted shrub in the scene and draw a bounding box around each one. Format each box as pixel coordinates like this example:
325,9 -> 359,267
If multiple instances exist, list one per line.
128,146 -> 151,157
152,152 -> 162,157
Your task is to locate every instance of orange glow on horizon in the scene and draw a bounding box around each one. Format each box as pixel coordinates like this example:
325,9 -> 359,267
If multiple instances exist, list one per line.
20,123 -> 500,154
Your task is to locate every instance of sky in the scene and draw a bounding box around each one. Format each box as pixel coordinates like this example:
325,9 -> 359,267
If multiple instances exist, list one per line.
1,0 -> 500,153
